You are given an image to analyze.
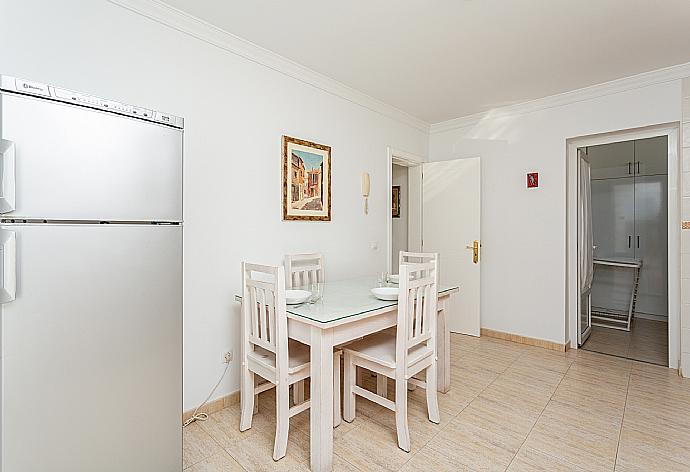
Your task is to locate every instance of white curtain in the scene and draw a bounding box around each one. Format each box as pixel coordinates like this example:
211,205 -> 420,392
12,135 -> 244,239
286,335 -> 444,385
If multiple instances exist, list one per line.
578,153 -> 593,295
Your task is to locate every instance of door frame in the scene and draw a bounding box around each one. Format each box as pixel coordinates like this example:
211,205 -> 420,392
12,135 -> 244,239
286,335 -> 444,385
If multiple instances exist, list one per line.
566,122 -> 680,369
386,147 -> 425,274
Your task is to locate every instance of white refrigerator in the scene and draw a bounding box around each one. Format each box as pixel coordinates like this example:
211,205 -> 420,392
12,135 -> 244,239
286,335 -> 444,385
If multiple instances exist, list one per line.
0,76 -> 183,471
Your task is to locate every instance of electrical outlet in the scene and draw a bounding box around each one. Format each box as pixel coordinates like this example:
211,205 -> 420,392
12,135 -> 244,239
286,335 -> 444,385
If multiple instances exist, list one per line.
222,350 -> 233,364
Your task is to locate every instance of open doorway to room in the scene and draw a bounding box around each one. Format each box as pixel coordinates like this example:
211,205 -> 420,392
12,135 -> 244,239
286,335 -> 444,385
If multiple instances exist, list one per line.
583,137 -> 669,365
567,124 -> 680,369
386,149 -> 423,275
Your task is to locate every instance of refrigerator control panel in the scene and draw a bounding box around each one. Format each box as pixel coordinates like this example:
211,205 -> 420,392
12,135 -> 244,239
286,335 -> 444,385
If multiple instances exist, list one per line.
0,75 -> 184,129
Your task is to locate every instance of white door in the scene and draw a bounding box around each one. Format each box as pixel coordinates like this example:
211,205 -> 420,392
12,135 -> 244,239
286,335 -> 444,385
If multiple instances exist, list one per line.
578,149 -> 593,345
422,157 -> 480,336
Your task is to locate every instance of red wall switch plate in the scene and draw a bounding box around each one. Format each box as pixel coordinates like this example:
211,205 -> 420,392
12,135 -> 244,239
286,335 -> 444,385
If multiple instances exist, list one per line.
527,172 -> 539,188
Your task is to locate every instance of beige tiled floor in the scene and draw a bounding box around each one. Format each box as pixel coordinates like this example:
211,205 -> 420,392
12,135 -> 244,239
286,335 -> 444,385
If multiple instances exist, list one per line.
581,318 -> 668,366
183,333 -> 690,471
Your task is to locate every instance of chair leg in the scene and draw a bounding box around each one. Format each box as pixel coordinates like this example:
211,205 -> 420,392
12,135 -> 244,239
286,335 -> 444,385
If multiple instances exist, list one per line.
376,374 -> 388,399
333,353 -> 342,427
293,380 -> 305,405
425,363 -> 440,424
240,368 -> 254,432
273,381 -> 290,461
343,352 -> 356,422
394,377 -> 410,452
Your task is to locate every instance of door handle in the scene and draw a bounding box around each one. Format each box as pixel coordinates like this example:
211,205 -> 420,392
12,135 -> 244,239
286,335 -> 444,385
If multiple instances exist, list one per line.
628,162 -> 632,175
465,240 -> 479,264
628,235 -> 631,249
0,230 -> 16,303
0,139 -> 16,214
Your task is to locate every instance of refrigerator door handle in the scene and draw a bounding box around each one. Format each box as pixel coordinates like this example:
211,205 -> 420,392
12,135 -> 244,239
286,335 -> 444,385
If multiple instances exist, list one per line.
0,230 -> 17,303
0,139 -> 16,213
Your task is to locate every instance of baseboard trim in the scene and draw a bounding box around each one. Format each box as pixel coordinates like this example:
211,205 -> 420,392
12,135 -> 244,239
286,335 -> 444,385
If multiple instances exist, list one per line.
182,390 -> 240,423
634,312 -> 668,322
480,328 -> 567,352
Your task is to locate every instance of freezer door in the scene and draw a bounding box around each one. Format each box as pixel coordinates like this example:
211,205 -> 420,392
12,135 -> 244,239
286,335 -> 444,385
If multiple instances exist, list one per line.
0,92 -> 182,221
1,224 -> 182,472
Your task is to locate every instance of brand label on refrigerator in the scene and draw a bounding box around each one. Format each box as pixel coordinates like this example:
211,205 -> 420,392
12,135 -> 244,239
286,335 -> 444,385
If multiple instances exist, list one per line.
15,79 -> 51,97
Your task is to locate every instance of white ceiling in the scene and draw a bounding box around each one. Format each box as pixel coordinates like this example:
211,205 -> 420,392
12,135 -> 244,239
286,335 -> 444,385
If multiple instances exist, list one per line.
162,0 -> 690,124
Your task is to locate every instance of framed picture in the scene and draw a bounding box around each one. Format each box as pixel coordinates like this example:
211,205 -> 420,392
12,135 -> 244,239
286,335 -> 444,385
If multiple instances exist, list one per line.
392,185 -> 401,218
282,135 -> 331,221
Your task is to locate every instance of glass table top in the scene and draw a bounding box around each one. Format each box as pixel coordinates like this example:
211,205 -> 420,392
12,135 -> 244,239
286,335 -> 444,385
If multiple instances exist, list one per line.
236,276 -> 458,325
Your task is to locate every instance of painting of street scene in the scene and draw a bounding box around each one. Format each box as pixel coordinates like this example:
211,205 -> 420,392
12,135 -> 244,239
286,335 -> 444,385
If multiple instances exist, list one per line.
291,149 -> 324,211
282,135 -> 331,221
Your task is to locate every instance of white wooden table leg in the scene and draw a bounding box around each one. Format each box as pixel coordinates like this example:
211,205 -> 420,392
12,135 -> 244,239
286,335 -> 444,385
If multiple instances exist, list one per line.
436,304 -> 451,393
343,352 -> 356,422
333,352 -> 342,427
310,326 -> 334,472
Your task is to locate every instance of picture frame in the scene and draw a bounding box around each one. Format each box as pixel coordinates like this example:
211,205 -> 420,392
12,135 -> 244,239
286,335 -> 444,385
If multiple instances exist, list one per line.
282,135 -> 332,221
392,185 -> 401,218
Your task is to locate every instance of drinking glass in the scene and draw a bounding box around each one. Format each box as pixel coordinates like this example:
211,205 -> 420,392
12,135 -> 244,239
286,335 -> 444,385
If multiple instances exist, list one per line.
309,282 -> 323,303
377,271 -> 389,287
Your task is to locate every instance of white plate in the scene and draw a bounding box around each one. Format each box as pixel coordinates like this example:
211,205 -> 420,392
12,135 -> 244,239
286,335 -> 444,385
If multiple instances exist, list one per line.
371,287 -> 399,301
286,289 -> 311,305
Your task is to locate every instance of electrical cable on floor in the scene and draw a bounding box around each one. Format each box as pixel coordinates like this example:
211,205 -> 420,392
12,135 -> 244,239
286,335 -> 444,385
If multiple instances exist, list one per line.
183,362 -> 230,428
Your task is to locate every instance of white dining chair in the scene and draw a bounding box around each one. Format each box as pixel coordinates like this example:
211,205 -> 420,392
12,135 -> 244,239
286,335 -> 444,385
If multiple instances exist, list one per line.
284,253 -> 324,406
240,262 -> 341,460
342,261 -> 440,452
284,253 -> 324,289
377,251 -> 439,397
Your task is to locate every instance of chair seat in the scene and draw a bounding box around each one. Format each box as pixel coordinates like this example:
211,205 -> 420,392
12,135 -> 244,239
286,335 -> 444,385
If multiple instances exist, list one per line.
343,332 -> 432,369
249,339 -> 310,374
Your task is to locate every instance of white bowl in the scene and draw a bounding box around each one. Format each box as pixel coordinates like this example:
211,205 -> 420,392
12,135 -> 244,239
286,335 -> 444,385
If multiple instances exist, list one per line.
371,287 -> 399,301
285,289 -> 311,305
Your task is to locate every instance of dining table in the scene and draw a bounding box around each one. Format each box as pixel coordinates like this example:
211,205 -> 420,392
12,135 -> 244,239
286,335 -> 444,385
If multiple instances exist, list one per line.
235,276 -> 459,472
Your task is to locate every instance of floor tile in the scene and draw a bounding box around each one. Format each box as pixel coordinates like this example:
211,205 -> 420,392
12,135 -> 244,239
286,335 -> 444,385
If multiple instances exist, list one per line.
183,423 -> 224,469
522,412 -> 618,472
507,446 -> 586,472
185,452 -> 244,472
334,419 -> 414,472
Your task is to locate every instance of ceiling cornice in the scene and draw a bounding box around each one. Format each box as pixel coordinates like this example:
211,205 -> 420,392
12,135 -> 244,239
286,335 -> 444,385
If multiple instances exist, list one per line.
107,0 -> 431,133
430,61 -> 690,134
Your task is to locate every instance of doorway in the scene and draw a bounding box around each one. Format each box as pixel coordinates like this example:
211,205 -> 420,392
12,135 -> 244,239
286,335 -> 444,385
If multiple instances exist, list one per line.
386,149 -> 423,275
566,124 -> 680,368
386,148 -> 482,336
581,137 -> 669,365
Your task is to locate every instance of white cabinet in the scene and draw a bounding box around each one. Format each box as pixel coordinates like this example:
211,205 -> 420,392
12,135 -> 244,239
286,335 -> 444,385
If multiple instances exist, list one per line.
634,136 -> 668,176
634,175 -> 668,316
589,140 -> 634,179
589,136 -> 667,179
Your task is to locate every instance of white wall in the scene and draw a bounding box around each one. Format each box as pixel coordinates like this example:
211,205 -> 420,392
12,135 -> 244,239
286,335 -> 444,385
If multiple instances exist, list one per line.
391,164 -> 408,267
0,0 -> 428,409
429,81 -> 682,344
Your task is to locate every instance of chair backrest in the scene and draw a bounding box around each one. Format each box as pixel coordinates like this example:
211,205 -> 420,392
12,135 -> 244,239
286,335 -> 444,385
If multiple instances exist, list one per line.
396,261 -> 438,369
241,263 -> 289,374
399,251 -> 438,280
399,251 -> 437,266
284,253 -> 325,288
